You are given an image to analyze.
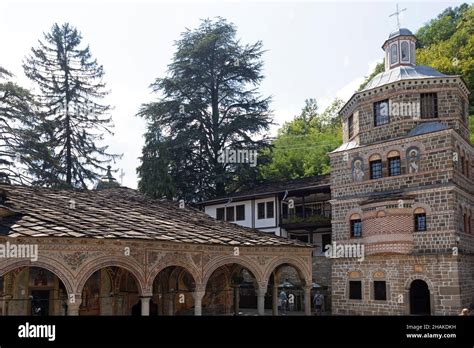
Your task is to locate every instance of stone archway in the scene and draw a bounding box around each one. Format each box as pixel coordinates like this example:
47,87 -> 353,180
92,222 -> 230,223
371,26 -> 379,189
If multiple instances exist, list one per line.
75,257 -> 146,297
202,256 -> 264,287
203,262 -> 261,316
152,266 -> 196,316
263,258 -> 313,316
146,261 -> 201,294
0,258 -> 75,296
0,266 -> 70,316
78,266 -> 142,316
409,279 -> 431,315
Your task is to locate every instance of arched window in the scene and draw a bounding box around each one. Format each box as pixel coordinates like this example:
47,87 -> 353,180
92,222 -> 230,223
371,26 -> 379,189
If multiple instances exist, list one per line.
461,152 -> 466,175
369,154 -> 383,179
414,208 -> 426,232
401,41 -> 409,62
410,42 -> 416,64
388,150 -> 401,176
350,214 -> 362,238
390,44 -> 398,65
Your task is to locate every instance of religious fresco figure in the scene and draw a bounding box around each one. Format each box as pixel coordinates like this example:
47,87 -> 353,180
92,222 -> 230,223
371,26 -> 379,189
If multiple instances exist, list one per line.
352,158 -> 365,182
407,147 -> 420,173
32,269 -> 48,286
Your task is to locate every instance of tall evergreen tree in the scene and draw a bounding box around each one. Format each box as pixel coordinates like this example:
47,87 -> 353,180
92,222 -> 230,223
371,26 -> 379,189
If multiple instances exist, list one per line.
137,125 -> 175,199
138,18 -> 272,201
0,66 -> 44,184
23,23 -> 119,188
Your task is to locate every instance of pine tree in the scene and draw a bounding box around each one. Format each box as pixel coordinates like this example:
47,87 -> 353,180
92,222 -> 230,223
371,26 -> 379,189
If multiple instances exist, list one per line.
138,18 -> 272,201
23,23 -> 120,188
0,66 -> 43,184
137,125 -> 175,199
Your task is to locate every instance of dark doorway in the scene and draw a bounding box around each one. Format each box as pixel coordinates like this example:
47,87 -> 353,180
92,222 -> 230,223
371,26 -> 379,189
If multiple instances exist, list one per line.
131,301 -> 141,316
131,299 -> 159,316
409,280 -> 430,315
30,290 -> 50,316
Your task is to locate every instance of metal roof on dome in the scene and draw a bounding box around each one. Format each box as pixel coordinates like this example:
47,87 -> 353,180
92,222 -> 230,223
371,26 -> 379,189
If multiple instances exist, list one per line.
362,65 -> 448,91
388,28 -> 414,39
382,28 -> 416,48
408,122 -> 449,137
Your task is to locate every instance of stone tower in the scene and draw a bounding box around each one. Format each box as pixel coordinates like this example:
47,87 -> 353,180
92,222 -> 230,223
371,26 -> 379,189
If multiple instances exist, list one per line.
329,28 -> 472,315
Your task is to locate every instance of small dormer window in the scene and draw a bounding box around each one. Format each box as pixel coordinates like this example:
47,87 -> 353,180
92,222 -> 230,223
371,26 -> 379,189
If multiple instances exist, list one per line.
401,41 -> 409,62
390,44 -> 398,65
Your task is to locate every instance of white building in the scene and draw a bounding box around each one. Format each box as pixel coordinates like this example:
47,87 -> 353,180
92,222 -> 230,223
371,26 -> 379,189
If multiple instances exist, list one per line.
198,175 -> 332,256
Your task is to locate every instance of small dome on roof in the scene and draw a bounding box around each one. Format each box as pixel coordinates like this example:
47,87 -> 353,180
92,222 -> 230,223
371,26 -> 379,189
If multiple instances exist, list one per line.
388,28 -> 414,39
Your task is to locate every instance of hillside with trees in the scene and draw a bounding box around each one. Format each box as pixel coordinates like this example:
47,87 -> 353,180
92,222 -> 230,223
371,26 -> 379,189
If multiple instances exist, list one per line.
258,99 -> 343,181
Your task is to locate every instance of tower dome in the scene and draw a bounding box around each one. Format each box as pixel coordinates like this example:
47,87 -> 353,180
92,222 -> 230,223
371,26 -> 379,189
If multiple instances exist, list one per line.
382,27 -> 417,71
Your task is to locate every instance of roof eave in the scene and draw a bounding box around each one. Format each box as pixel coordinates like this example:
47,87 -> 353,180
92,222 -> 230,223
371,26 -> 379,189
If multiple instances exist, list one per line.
198,183 -> 331,206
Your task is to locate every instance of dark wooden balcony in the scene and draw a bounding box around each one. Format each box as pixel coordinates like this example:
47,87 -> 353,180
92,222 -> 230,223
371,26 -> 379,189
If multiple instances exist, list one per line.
281,205 -> 331,229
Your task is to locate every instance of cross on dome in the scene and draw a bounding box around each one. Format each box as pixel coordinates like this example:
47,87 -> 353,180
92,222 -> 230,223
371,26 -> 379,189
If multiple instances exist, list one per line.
389,4 -> 407,30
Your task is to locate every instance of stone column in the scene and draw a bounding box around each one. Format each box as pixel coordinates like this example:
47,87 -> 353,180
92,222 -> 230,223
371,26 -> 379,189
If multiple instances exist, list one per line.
272,284 -> 279,316
303,285 -> 312,316
167,292 -> 174,316
233,285 -> 240,315
2,295 -> 12,316
67,295 -> 82,316
140,296 -> 151,316
192,288 -> 205,316
257,287 -> 267,316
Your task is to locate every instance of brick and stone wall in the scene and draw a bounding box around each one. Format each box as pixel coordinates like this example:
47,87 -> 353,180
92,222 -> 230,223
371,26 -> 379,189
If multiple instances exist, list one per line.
340,78 -> 470,145
331,254 -> 465,315
330,73 -> 473,316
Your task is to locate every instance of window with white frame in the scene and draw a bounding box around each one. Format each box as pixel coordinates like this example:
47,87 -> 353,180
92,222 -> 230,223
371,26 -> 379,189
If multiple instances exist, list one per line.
257,201 -> 275,219
410,42 -> 416,64
390,44 -> 398,65
401,41 -> 409,62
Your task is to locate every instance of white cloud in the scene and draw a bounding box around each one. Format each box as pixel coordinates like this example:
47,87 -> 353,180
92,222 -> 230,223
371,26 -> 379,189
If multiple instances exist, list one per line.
320,58 -> 383,109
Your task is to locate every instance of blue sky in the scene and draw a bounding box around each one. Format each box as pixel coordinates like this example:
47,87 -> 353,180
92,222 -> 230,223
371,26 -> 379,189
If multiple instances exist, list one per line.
0,0 -> 466,188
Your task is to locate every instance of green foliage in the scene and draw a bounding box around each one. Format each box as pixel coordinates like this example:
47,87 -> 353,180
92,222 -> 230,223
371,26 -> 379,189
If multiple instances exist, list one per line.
416,3 -> 470,48
23,23 -> 120,188
470,114 -> 474,143
282,214 -> 331,225
138,18 -> 272,201
137,125 -> 175,199
416,4 -> 474,110
259,99 -> 343,180
0,66 -> 46,184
